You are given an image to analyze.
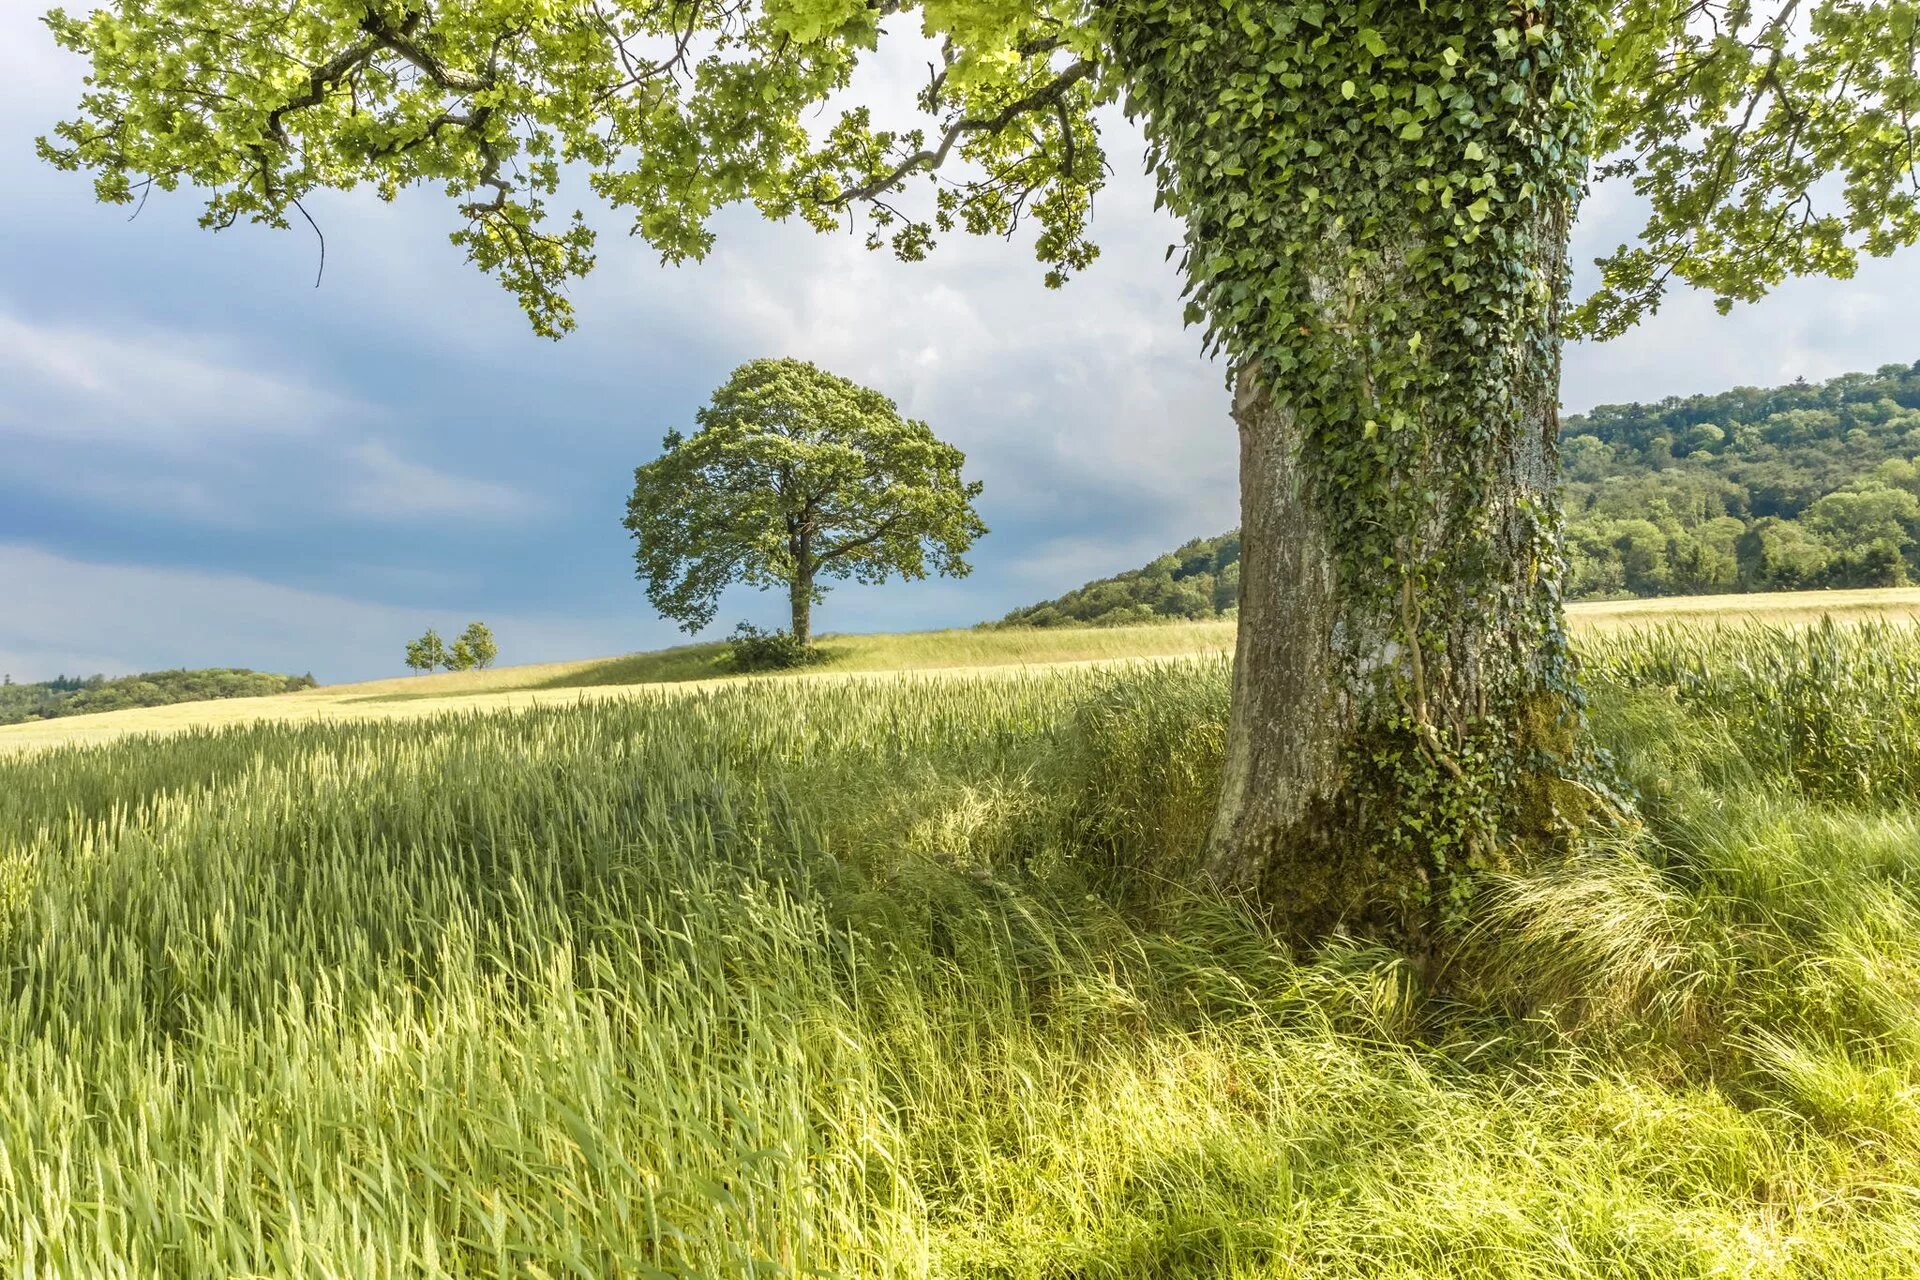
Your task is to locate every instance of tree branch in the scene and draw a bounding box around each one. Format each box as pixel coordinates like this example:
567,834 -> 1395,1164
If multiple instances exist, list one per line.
817,514 -> 904,561
263,37 -> 380,143
831,58 -> 1095,205
363,15 -> 494,94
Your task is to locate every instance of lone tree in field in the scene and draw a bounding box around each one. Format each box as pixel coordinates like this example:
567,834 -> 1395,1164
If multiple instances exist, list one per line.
43,0 -> 1920,944
404,628 -> 447,675
626,358 -> 985,645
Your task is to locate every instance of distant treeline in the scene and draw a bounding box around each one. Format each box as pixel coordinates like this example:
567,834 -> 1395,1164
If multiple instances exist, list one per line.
1563,360 -> 1920,595
997,531 -> 1242,629
997,360 -> 1920,628
0,668 -> 317,726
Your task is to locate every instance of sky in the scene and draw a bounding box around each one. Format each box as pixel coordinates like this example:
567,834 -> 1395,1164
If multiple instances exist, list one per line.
4,12 -> 1920,684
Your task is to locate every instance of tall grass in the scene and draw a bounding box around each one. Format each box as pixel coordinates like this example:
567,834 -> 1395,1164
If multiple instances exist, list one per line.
1584,617 -> 1920,805
3,631 -> 1920,1275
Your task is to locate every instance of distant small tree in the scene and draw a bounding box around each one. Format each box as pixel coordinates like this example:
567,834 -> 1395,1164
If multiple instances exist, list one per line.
625,359 -> 986,645
457,622 -> 499,670
404,628 -> 448,674
448,640 -> 476,672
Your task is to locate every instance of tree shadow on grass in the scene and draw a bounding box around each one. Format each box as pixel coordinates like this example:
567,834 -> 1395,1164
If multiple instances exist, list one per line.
332,640 -> 853,706
528,642 -> 733,690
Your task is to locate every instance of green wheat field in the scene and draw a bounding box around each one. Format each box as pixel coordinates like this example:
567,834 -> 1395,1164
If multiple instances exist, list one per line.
8,600 -> 1920,1274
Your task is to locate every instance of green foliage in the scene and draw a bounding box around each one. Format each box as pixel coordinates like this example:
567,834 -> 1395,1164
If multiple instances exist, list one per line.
997,531 -> 1240,628
723,621 -> 826,673
41,0 -> 1920,343
1096,1 -> 1623,899
39,0 -> 1920,920
625,358 -> 986,640
404,628 -> 449,674
1582,2 -> 1920,337
447,621 -> 499,673
6,627 -> 1920,1270
35,0 -> 1106,336
1564,360 -> 1920,596
0,668 -> 315,727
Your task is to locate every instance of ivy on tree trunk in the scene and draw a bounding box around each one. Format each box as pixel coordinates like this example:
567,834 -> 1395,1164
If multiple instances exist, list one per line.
1104,1 -> 1608,943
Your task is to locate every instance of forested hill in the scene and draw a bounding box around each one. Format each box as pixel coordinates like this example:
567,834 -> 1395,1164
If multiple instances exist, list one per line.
0,668 -> 317,726
998,531 -> 1243,629
997,360 -> 1920,628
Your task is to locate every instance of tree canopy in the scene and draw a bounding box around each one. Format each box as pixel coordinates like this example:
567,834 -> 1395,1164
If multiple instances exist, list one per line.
1563,361 -> 1920,594
404,628 -> 449,673
625,357 -> 985,642
38,1 -> 1919,341
448,621 -> 500,670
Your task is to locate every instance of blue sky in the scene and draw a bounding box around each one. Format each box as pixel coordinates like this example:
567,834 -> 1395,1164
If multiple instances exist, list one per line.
5,12 -> 1920,683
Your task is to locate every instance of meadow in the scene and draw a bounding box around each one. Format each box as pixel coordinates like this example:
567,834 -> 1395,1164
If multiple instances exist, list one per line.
7,587 -> 1920,757
4,610 -> 1920,1275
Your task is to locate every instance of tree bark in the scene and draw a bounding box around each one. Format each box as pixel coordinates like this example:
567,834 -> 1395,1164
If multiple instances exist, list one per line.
1205,211 -> 1583,951
790,573 -> 813,645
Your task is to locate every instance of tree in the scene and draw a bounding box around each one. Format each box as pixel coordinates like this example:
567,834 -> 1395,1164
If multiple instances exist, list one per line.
1738,519 -> 1833,591
41,0 -> 1920,947
457,622 -> 499,670
404,629 -> 447,675
624,359 -> 985,645
1805,484 -> 1920,571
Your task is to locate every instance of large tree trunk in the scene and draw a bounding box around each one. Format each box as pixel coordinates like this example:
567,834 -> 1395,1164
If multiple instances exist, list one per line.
1206,302 -> 1578,950
1100,1 -> 1604,948
1200,192 -> 1590,951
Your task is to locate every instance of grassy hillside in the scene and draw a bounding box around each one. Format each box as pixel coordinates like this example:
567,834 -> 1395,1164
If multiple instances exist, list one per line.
0,667 -> 315,726
997,530 -> 1240,629
0,620 -> 1237,755
8,588 -> 1920,757
999,360 -> 1920,627
4,618 -> 1920,1273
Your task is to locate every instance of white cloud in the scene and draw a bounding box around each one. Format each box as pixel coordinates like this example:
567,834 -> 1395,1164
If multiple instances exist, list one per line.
0,309 -> 368,449
0,8 -> 82,111
1001,531 -> 1200,591
1564,188 -> 1920,413
344,441 -> 535,521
